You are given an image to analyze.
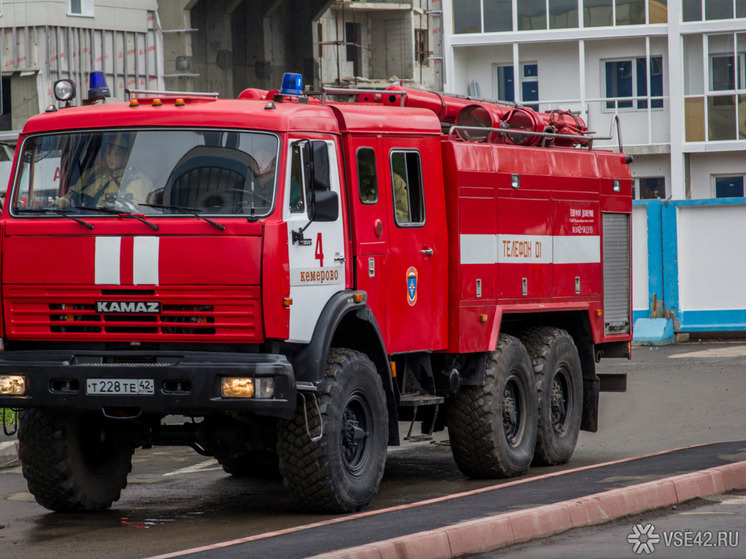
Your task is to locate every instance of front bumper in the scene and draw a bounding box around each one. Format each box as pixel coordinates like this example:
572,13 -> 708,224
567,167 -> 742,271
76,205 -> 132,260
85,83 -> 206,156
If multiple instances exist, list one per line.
0,350 -> 296,419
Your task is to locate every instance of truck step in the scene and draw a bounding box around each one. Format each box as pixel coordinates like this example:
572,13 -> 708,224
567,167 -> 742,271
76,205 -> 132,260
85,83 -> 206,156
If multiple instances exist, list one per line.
399,394 -> 444,407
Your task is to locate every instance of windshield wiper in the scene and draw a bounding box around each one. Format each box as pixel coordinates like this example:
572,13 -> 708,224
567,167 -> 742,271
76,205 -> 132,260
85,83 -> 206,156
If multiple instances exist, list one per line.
138,203 -> 226,231
14,207 -> 94,229
75,205 -> 159,231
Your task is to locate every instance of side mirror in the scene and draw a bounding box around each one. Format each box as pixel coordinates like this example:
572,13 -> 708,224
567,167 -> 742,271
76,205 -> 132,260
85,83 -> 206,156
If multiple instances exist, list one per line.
310,142 -> 330,191
313,190 -> 339,222
300,140 -> 334,222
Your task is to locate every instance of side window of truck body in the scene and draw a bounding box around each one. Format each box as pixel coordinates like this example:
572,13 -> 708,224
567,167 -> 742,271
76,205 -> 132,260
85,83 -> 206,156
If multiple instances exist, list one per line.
357,147 -> 378,203
390,150 -> 425,226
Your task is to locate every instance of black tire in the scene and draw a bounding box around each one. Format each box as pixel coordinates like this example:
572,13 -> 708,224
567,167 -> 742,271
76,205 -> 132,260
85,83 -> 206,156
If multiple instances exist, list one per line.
277,348 -> 388,513
18,409 -> 133,512
218,450 -> 280,479
522,327 -> 583,466
447,334 -> 537,478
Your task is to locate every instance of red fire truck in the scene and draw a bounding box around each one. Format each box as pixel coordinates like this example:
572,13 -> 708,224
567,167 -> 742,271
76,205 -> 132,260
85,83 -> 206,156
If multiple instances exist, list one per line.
0,72 -> 632,514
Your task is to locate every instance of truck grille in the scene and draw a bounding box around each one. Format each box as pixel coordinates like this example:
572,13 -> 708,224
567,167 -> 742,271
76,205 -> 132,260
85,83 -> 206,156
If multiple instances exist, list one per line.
4,286 -> 262,342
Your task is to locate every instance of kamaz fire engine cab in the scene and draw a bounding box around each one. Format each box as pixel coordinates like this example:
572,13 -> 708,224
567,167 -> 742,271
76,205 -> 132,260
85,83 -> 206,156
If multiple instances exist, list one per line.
0,72 -> 632,514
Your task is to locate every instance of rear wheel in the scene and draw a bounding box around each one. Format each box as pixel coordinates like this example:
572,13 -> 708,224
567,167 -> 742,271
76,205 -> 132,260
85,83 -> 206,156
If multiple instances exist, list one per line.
447,334 -> 537,478
18,409 -> 133,512
277,348 -> 388,513
522,327 -> 583,466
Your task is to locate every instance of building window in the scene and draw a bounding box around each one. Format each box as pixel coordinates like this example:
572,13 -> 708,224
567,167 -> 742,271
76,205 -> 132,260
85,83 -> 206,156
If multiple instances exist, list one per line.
637,57 -> 664,108
551,0 -> 580,28
584,0 -> 612,26
496,65 -> 515,102
615,0 -> 645,25
706,0 -> 734,20
649,0 -> 668,23
682,0 -> 701,21
495,64 -> 538,108
710,53 -> 745,91
518,0 -> 547,30
390,151 -> 425,226
454,0 -> 482,33
68,0 -> 94,16
714,175 -> 745,198
345,22 -> 362,76
522,63 -> 539,110
635,177 -> 665,199
605,56 -> 663,110
685,0 -> 746,21
415,29 -> 429,66
485,0 -> 513,32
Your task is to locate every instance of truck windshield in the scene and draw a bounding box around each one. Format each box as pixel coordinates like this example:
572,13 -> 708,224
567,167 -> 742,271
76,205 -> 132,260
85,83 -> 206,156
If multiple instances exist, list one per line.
10,129 -> 279,217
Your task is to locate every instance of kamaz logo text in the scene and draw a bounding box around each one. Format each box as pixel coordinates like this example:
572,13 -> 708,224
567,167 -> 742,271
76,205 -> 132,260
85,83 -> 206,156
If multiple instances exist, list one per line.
96,301 -> 162,314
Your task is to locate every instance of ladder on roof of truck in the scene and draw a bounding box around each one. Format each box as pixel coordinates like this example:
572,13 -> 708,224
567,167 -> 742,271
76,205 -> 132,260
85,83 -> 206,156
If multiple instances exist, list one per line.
125,89 -> 220,100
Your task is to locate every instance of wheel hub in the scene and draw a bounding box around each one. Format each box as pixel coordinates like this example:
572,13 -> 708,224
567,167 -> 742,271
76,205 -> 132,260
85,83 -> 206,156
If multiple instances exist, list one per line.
502,376 -> 523,446
550,367 -> 571,435
340,395 -> 371,475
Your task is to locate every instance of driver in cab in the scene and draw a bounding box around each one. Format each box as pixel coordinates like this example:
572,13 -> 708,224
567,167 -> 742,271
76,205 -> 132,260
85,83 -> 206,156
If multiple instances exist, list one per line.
55,133 -> 152,208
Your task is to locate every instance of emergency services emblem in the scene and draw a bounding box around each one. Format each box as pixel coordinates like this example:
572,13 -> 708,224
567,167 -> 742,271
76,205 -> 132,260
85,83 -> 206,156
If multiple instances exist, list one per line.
406,267 -> 418,306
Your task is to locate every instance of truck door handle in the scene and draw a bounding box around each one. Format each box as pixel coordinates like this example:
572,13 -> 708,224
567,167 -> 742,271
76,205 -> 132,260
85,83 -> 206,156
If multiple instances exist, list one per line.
421,247 -> 434,256
334,253 -> 346,263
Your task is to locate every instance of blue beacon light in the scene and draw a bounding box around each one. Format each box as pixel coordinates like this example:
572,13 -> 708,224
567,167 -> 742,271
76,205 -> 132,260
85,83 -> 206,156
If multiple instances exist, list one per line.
280,73 -> 304,96
88,71 -> 111,100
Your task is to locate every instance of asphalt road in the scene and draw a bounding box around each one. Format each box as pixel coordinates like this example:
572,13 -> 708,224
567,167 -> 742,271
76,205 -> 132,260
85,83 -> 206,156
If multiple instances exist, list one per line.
2,341 -> 746,558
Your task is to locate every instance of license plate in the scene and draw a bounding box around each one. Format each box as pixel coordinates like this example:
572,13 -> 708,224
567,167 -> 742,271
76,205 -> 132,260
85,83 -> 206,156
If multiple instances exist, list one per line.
86,378 -> 155,395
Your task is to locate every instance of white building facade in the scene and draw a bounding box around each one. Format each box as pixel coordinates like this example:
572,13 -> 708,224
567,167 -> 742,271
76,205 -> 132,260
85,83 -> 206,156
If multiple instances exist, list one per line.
442,1 -> 746,201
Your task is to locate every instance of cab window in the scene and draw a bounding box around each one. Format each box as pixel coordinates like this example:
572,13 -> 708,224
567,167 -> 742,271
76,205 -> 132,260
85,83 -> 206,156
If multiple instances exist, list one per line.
289,143 -> 305,213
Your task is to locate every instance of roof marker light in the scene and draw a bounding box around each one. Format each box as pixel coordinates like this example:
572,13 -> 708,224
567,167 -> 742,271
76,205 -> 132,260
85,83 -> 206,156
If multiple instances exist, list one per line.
280,73 -> 304,96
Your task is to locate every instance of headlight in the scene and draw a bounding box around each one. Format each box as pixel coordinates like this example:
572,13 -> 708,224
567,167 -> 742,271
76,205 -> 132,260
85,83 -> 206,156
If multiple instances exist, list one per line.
54,79 -> 76,102
0,374 -> 26,396
220,377 -> 274,399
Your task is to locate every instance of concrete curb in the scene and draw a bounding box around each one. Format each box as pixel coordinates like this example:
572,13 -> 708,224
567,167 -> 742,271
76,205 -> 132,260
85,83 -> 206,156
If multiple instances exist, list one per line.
0,439 -> 19,469
309,460 -> 746,559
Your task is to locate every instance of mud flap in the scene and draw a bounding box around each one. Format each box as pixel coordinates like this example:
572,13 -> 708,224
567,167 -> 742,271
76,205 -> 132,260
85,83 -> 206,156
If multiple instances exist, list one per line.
581,376 -> 599,433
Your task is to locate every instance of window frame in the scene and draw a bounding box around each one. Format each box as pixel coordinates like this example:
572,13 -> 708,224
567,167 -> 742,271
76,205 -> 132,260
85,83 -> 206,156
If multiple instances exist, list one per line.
389,149 -> 426,228
604,55 -> 664,111
68,0 -> 94,17
635,176 -> 666,200
713,174 -> 745,198
709,52 -> 746,92
494,63 -> 539,107
415,29 -> 429,67
356,147 -> 378,205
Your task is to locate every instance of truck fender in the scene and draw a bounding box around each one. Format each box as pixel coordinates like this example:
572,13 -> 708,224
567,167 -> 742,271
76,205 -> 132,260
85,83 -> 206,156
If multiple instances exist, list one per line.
289,290 -> 399,444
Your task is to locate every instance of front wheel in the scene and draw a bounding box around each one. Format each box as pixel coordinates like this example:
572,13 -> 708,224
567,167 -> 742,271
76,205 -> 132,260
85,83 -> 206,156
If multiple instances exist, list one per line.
18,409 -> 133,512
447,334 -> 538,478
277,348 -> 388,513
